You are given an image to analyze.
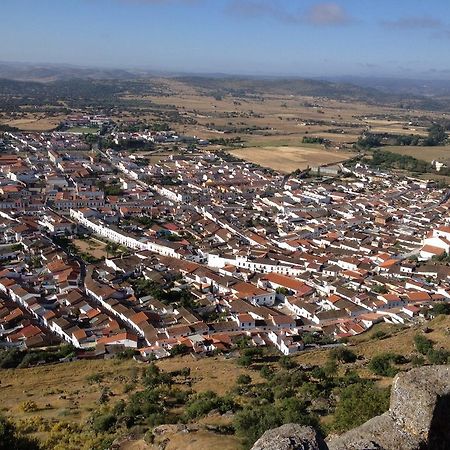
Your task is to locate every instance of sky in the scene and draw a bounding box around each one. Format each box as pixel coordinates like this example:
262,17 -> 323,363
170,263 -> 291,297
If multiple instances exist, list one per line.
1,0 -> 450,79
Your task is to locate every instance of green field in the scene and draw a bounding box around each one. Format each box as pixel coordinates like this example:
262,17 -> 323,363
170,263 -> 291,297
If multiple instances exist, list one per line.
68,126 -> 100,134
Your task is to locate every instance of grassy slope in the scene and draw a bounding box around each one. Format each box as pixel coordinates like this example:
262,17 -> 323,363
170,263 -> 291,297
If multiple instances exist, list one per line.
1,316 -> 449,449
293,316 -> 450,370
0,359 -> 139,423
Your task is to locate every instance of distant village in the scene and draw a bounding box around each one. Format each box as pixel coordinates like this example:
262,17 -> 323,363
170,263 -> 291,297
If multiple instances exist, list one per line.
0,117 -> 449,362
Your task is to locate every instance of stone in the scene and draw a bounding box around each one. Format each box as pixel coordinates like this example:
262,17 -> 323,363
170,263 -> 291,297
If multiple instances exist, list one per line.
251,424 -> 328,450
327,412 -> 420,450
389,365 -> 450,446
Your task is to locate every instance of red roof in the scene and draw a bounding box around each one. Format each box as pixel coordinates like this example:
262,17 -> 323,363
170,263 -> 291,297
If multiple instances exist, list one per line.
264,273 -> 313,295
97,332 -> 137,345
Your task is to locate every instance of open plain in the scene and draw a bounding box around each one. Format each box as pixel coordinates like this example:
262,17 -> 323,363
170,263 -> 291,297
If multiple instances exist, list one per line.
229,146 -> 353,172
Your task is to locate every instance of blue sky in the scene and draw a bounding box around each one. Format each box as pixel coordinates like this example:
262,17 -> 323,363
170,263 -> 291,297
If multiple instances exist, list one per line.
1,0 -> 450,78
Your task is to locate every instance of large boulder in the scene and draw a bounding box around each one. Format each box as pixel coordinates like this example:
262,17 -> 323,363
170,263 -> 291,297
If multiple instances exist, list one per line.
251,424 -> 328,450
326,411 -> 420,450
390,364 -> 450,448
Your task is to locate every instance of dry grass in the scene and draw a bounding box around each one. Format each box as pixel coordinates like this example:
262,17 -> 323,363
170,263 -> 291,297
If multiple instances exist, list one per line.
73,238 -> 108,259
366,119 -> 428,137
143,80 -> 448,155
162,430 -> 240,450
1,317 -> 449,450
229,146 -> 353,173
294,316 -> 450,379
157,354 -> 260,396
121,440 -> 152,450
121,429 -> 240,450
147,152 -> 175,164
350,316 -> 450,359
1,115 -> 63,131
0,359 -> 140,423
0,355 -> 252,450
419,172 -> 450,184
0,354 -> 257,426
383,145 -> 450,163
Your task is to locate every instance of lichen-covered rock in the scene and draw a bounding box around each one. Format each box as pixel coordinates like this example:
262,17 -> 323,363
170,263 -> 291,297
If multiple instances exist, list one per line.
390,364 -> 450,445
251,424 -> 328,450
327,411 -> 419,450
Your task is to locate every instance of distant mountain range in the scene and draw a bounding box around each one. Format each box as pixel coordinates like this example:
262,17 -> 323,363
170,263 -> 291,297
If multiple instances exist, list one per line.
174,75 -> 390,102
173,76 -> 450,111
0,61 -> 449,110
0,61 -> 140,82
322,76 -> 450,98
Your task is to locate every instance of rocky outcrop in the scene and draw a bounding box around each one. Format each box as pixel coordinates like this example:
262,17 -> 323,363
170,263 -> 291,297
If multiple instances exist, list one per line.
251,366 -> 450,450
251,424 -> 328,450
390,365 -> 450,449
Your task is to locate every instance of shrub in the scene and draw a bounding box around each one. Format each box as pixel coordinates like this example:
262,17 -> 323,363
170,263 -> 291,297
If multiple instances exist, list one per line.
368,353 -> 399,377
238,354 -> 253,367
372,285 -> 388,294
427,349 -> 450,365
233,404 -> 282,449
0,415 -> 41,450
169,344 -> 188,356
372,330 -> 387,340
278,397 -> 318,427
341,369 -> 361,385
310,367 -> 328,381
236,336 -> 251,349
147,412 -> 172,427
98,387 -> 111,404
167,388 -> 191,405
333,382 -> 390,432
16,416 -> 51,434
115,349 -> 137,360
323,358 -> 338,377
0,349 -> 24,369
179,367 -> 191,378
92,413 -> 116,433
432,303 -> 450,316
184,391 -> 237,420
20,401 -> 38,413
123,383 -> 136,394
391,354 -> 408,365
143,430 -> 155,445
411,355 -> 425,367
85,373 -> 104,384
143,364 -> 172,387
414,334 -> 434,355
278,355 -> 297,369
236,374 -> 252,385
260,366 -> 274,380
329,347 -> 357,364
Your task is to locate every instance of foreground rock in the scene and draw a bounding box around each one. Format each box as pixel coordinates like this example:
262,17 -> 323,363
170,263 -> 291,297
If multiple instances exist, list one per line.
251,366 -> 450,450
251,424 -> 327,450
